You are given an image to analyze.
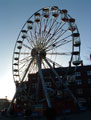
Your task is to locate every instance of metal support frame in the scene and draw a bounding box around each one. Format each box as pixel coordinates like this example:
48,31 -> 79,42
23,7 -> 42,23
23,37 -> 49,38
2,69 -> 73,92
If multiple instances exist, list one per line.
36,55 -> 52,108
7,58 -> 34,113
44,58 -> 79,106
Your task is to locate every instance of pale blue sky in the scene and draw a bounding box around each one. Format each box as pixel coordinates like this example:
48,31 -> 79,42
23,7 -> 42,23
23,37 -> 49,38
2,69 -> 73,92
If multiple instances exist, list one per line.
0,0 -> 91,99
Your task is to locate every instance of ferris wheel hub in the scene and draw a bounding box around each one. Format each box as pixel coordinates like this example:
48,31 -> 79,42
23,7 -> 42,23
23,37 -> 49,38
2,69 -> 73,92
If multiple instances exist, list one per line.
31,48 -> 46,59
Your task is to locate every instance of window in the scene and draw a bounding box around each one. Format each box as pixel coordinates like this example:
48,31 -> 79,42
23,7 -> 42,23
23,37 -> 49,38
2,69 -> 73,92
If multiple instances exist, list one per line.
75,72 -> 81,77
76,79 -> 82,85
87,71 -> 91,76
88,79 -> 91,84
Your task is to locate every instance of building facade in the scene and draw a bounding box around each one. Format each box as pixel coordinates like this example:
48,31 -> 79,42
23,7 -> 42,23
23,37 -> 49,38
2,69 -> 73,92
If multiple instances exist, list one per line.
15,65 -> 91,115
0,98 -> 10,111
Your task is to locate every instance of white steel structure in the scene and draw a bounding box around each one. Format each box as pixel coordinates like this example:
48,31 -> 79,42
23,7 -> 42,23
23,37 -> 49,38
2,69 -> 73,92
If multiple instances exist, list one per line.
8,6 -> 81,112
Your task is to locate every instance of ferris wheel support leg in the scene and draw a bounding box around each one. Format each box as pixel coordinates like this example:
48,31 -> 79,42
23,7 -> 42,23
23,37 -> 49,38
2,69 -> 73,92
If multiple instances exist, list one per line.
7,58 -> 34,113
36,55 -> 52,108
7,93 -> 16,114
44,58 -> 80,106
21,58 -> 34,82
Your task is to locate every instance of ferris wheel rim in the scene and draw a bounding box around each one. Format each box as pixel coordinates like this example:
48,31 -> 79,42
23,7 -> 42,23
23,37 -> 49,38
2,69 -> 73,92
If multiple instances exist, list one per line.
12,6 -> 81,86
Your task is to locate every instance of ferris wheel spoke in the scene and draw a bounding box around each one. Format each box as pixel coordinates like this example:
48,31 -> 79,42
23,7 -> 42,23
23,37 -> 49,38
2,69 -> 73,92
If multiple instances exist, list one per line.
55,39 -> 72,49
31,62 -> 37,73
46,57 -> 62,67
35,23 -> 42,41
43,18 -> 49,35
19,58 -> 31,65
38,17 -> 43,37
34,23 -> 38,42
47,52 -> 71,56
46,22 -> 66,45
55,29 -> 68,41
27,59 -> 38,74
45,22 -> 66,45
42,27 -> 59,48
43,20 -> 63,47
53,33 -> 72,45
39,22 -> 42,37
47,18 -> 57,35
28,31 -> 36,46
45,29 -> 69,51
25,36 -> 34,48
19,56 -> 31,64
21,58 -> 34,82
46,57 -> 67,72
54,22 -> 66,35
22,43 -> 32,50
49,29 -> 70,48
19,63 -> 28,72
42,60 -> 47,69
45,21 -> 62,41
19,58 -> 32,71
26,36 -> 35,48
52,21 -> 63,33
43,21 -> 58,43
42,60 -> 49,69
46,35 -> 72,51
43,25 -> 59,46
43,18 -> 55,38
20,52 -> 31,55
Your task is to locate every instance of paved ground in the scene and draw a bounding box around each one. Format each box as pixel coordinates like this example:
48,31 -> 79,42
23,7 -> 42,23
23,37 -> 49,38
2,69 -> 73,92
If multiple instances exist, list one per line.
1,111 -> 91,120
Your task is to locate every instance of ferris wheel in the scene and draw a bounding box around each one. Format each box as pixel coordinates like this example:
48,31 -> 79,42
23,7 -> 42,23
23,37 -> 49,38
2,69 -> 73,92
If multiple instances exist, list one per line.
9,6 -> 81,111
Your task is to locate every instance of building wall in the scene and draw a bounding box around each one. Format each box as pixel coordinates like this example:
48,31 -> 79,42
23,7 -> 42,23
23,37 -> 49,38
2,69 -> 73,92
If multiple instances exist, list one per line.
0,99 -> 10,111
15,65 -> 91,114
74,65 -> 91,109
